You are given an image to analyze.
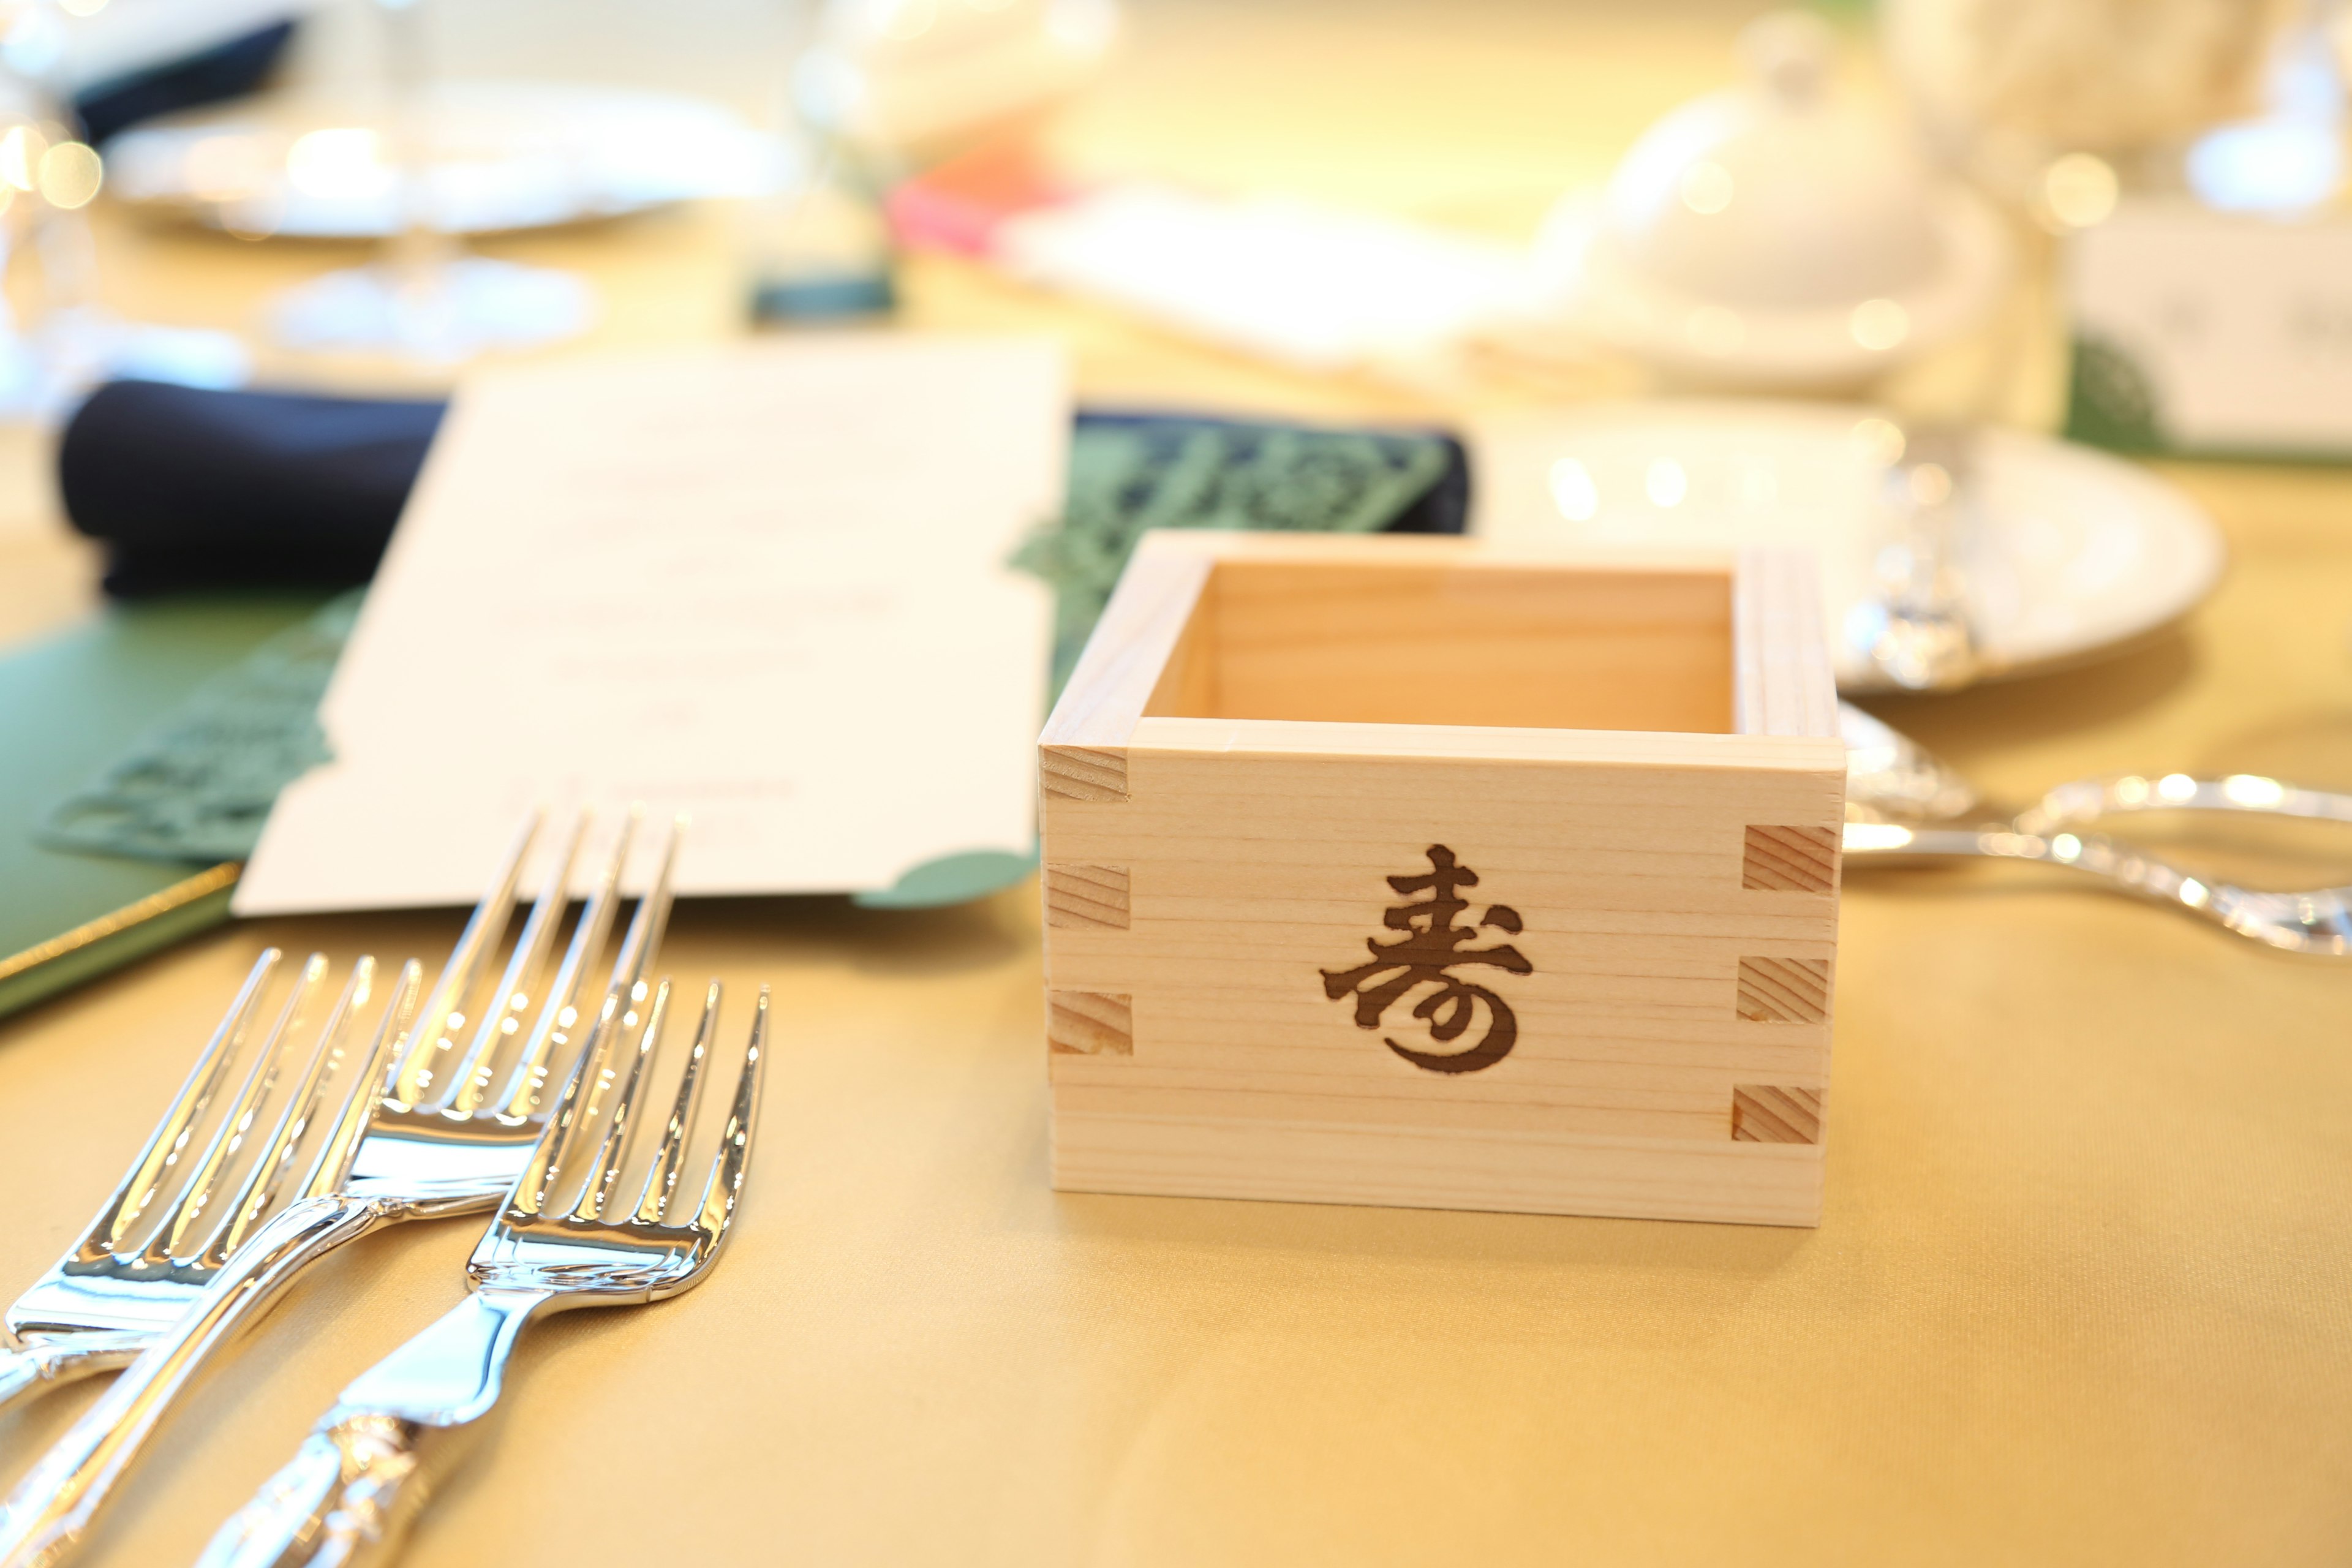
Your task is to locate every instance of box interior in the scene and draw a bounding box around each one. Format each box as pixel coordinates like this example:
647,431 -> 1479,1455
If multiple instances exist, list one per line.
1142,558 -> 1735,733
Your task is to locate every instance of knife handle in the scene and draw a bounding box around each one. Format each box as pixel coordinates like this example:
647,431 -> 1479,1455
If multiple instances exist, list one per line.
196,1287 -> 549,1568
0,1196 -> 383,1568
198,1417 -> 426,1568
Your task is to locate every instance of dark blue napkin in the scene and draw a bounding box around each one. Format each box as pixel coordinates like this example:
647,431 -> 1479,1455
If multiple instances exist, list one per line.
61,380 -> 1467,598
62,380 -> 447,595
73,18 -> 300,146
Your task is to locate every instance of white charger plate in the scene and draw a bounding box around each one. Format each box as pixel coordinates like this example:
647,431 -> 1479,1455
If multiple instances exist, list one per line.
105,81 -> 783,238
1471,401 -> 2227,694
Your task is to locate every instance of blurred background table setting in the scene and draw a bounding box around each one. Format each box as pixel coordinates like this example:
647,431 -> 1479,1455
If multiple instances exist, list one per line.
2,0 -> 2352,1563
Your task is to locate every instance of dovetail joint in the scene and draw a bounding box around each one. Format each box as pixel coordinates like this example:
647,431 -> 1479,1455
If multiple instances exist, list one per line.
1041,745 -> 1128,803
1735,956 -> 1831,1023
1742,824 -> 1839,892
1045,864 -> 1131,930
1047,990 -> 1133,1056
1732,1084 -> 1824,1144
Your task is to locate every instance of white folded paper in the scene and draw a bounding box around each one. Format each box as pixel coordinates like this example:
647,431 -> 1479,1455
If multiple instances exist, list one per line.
235,335 -> 1066,913
2067,200 -> 2352,456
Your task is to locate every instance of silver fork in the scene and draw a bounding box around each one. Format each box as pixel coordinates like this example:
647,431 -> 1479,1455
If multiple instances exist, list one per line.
0,950 -> 406,1416
0,810 -> 680,1568
1841,702 -> 2352,835
198,979 -> 767,1568
1839,704 -> 2352,954
1842,818 -> 2352,956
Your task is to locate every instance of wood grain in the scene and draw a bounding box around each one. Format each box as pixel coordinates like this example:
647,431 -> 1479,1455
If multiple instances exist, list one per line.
1197,555 -> 1733,733
1742,824 -> 1840,892
1038,535 -> 1845,1224
1733,545 -> 1840,740
1041,746 -> 1129,803
1052,1109 -> 1825,1224
1736,956 -> 1833,1023
1732,1084 -> 1825,1145
1042,544 -> 1215,749
1047,990 -> 1134,1056
1045,864 -> 1131,930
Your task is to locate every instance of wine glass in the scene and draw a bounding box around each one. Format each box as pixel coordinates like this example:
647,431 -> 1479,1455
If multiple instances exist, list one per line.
268,0 -> 593,364
0,0 -> 246,421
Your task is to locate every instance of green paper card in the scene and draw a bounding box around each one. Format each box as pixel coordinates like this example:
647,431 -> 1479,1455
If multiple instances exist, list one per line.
0,597 -> 327,1019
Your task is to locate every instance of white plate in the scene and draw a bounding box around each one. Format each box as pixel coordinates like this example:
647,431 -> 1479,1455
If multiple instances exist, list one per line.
1471,401 -> 2227,693
105,81 -> 785,238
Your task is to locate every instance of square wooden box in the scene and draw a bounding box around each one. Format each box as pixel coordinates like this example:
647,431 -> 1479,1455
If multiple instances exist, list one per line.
1036,533 -> 1845,1226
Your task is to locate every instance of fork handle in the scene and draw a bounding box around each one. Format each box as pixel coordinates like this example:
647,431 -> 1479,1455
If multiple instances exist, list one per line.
2021,775 -> 2352,833
0,1335 -> 147,1419
1846,826 -> 2241,925
196,1288 -> 551,1568
0,1194 -> 386,1568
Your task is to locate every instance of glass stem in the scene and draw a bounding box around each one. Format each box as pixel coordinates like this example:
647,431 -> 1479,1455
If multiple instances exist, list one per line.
377,0 -> 452,293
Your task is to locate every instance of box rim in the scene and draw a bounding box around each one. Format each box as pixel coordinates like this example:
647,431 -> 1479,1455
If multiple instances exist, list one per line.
1039,533 -> 1839,754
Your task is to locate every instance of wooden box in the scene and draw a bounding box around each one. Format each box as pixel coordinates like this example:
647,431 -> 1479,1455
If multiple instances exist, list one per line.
1037,533 -> 1844,1226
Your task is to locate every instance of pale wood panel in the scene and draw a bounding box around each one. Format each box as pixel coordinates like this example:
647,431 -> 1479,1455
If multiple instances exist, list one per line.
1039,533 -> 1843,1224
1050,1109 -> 1825,1226
1143,574 -> 1219,717
1134,715 -> 1845,771
1039,544 -> 1213,749
1048,535 -> 1847,741
1734,546 -> 1841,740
1196,557 -> 1734,733
1043,737 -> 1840,1218
1049,1076 -> 1814,1144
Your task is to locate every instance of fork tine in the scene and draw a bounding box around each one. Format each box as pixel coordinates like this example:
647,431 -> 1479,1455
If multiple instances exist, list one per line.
604,815 -> 683,1008
692,986 -> 767,1239
295,960 -> 424,1203
148,954 -> 330,1265
442,812 -> 589,1115
388,811 -> 541,1106
202,958 -> 376,1268
568,980 -> 673,1223
81,950 -> 281,1261
508,989 -> 629,1219
631,981 -> 717,1224
491,810 -> 639,1122
540,982 -> 653,1216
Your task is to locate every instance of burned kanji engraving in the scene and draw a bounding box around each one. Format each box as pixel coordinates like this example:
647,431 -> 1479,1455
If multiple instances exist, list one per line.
1321,845 -> 1533,1074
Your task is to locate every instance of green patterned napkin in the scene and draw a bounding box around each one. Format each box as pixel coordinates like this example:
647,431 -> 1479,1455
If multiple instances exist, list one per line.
39,592 -> 360,864
1015,420 -> 1453,690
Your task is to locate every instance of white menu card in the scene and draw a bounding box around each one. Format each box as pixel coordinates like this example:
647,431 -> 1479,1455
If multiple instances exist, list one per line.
235,336 -> 1067,913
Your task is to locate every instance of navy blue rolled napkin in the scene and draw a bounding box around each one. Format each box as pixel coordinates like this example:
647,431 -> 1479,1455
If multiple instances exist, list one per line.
61,380 -> 447,595
72,18 -> 300,147
59,380 -> 1468,598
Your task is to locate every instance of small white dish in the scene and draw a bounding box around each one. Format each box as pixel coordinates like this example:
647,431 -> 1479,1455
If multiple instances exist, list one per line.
1539,12 -> 2012,391
1472,401 -> 2227,693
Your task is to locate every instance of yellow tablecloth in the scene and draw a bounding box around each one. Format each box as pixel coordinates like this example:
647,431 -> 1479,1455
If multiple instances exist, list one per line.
4,2 -> 2351,1562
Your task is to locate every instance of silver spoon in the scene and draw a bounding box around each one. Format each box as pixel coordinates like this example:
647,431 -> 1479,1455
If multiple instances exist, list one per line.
1839,703 -> 2352,956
